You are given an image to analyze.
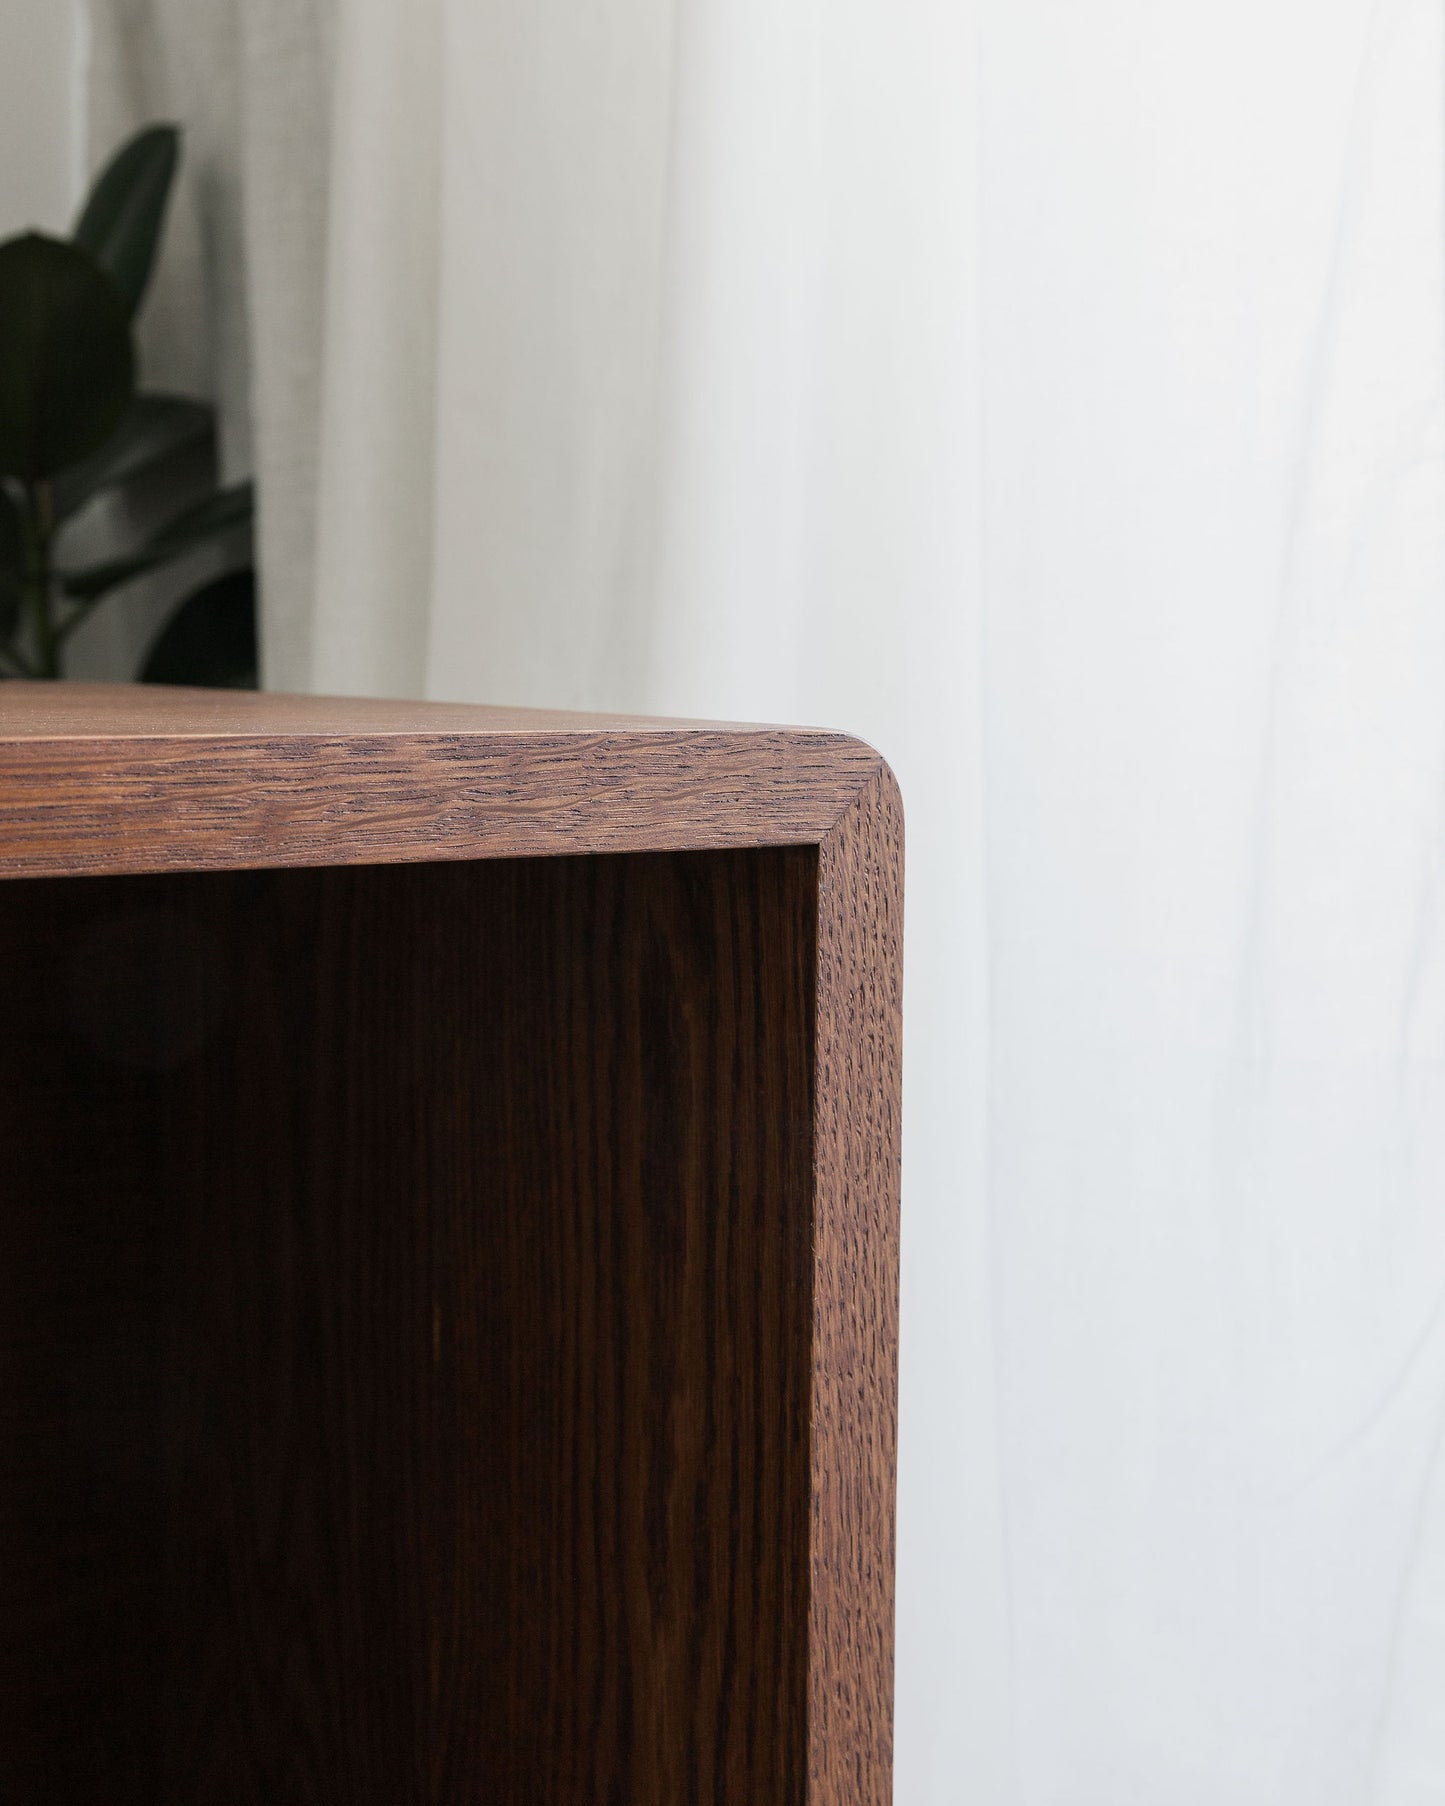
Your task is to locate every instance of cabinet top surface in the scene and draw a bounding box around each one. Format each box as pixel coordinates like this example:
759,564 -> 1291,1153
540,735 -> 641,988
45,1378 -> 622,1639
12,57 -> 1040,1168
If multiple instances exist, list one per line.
0,687 -> 892,880
0,684 -> 783,741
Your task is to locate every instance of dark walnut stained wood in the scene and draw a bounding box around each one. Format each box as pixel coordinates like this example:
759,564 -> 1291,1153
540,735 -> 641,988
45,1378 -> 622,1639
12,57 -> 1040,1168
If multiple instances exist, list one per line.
0,685 -> 902,1806
0,685 -> 880,879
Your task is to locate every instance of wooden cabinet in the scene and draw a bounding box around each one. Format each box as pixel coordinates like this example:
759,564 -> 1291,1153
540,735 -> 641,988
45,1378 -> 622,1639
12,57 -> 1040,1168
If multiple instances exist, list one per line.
0,686 -> 902,1805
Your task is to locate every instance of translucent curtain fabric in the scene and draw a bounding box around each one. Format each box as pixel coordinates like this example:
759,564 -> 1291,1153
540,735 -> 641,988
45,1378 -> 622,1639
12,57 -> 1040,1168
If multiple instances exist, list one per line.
87,0 -> 1445,1798
87,0 -> 333,681
980,3 -> 1445,1797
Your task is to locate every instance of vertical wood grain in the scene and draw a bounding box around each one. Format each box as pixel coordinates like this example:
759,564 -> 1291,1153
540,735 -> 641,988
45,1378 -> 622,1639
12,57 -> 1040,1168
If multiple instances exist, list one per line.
0,847 -> 821,1803
809,766 -> 905,1805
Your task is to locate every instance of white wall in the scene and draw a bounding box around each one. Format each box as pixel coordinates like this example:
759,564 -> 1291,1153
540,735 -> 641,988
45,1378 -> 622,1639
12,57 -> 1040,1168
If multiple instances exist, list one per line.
0,0 -> 83,237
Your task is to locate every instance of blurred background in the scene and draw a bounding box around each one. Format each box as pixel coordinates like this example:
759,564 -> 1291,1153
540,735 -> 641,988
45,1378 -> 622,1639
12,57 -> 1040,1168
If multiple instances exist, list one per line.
5,2 -> 1444,1801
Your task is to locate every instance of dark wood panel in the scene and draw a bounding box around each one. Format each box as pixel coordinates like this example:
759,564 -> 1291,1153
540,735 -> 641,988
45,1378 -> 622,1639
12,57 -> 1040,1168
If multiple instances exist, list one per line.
0,847 -> 818,1803
0,883 -> 184,1801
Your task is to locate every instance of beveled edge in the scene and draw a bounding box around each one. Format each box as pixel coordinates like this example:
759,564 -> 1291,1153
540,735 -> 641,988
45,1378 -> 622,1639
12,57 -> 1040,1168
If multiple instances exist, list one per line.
0,683 -> 794,740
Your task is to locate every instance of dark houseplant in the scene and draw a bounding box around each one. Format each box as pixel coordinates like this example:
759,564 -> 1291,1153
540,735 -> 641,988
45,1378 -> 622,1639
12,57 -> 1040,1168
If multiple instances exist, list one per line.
0,125 -> 256,686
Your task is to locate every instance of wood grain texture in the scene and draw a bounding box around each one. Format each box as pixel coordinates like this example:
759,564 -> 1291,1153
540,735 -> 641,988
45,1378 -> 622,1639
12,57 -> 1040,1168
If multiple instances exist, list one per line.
0,853 -> 816,1803
0,685 -> 877,881
810,766 -> 905,1805
0,687 -> 903,1806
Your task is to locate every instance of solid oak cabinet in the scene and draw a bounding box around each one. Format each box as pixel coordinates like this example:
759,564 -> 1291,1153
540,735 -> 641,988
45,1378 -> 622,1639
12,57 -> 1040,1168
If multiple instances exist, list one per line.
0,686 -> 902,1806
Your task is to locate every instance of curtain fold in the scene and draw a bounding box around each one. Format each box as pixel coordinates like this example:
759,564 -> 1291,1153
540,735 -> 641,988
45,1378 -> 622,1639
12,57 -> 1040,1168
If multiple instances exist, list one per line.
86,0 -> 1445,1799
87,0 -> 333,679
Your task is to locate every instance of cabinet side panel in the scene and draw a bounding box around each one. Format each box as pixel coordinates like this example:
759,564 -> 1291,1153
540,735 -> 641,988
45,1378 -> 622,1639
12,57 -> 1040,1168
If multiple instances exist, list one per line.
809,769 -> 905,1805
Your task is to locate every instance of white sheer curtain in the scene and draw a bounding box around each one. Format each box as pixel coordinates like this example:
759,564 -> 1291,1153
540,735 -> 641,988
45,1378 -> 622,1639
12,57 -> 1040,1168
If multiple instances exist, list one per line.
980,5 -> 1445,1799
88,1 -> 1445,1799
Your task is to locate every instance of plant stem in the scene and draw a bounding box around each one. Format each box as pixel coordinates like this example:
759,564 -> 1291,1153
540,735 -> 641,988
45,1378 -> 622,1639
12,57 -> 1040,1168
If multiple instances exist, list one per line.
22,480 -> 58,679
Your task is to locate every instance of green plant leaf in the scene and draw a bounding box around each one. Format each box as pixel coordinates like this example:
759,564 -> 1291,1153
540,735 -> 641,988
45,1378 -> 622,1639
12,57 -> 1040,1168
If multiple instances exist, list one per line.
53,392 -> 213,521
0,483 -> 22,643
59,478 -> 254,600
0,233 -> 136,480
72,124 -> 180,317
141,566 -> 257,688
